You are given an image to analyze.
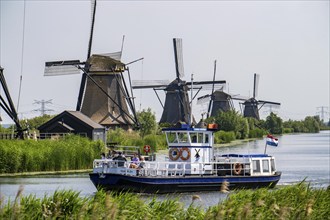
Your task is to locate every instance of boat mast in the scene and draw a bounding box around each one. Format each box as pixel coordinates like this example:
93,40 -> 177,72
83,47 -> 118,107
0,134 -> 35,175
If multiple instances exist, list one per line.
190,74 -> 193,126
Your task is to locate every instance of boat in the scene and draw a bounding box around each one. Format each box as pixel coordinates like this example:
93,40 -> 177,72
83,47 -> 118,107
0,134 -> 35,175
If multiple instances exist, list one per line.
89,124 -> 281,193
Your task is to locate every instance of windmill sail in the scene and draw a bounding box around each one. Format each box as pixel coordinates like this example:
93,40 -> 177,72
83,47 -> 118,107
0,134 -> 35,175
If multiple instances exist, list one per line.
173,38 -> 184,79
133,38 -> 226,125
44,0 -> 138,130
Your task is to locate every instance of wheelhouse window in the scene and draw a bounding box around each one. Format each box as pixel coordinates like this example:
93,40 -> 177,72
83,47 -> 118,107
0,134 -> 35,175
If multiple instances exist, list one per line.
204,134 -> 209,144
190,132 -> 203,143
190,133 -> 197,143
262,160 -> 270,173
178,132 -> 188,143
166,132 -> 177,143
252,160 -> 261,173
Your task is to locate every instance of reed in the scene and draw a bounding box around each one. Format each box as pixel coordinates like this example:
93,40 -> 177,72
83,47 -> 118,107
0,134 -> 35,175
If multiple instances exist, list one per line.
0,135 -> 104,174
0,183 -> 329,219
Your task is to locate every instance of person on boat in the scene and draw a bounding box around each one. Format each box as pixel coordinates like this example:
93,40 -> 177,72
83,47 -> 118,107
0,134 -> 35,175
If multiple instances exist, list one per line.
131,153 -> 140,164
130,153 -> 140,168
113,151 -> 127,167
138,156 -> 145,169
101,153 -> 106,159
135,156 -> 146,176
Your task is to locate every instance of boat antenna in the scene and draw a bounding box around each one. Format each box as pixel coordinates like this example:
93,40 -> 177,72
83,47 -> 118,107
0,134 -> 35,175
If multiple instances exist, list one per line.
190,73 -> 194,126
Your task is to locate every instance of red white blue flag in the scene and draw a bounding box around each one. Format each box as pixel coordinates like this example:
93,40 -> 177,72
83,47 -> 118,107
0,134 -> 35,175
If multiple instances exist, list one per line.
266,134 -> 278,147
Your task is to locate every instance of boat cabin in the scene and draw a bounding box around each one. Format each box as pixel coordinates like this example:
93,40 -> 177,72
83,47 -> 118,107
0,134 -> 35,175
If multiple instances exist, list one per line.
163,124 -> 217,175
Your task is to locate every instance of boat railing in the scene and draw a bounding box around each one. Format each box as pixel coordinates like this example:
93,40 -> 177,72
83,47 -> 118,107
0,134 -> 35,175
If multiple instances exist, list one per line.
93,159 -> 252,177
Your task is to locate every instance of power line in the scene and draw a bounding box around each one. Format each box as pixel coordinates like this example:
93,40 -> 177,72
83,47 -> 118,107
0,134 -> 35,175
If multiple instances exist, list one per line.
33,99 -> 54,116
316,106 -> 329,122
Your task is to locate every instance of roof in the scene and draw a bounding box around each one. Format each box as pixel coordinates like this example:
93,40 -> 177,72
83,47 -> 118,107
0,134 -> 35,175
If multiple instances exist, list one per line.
38,110 -> 104,131
221,154 -> 270,158
65,111 -> 104,129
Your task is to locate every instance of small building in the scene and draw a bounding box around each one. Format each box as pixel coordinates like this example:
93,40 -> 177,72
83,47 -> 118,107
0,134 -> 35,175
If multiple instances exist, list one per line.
38,110 -> 106,142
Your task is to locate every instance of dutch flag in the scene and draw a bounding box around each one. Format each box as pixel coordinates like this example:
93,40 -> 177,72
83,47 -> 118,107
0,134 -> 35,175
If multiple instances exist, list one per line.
266,134 -> 279,147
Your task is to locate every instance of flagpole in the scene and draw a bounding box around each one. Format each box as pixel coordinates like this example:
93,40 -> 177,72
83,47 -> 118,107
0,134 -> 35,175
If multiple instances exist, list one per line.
264,142 -> 268,154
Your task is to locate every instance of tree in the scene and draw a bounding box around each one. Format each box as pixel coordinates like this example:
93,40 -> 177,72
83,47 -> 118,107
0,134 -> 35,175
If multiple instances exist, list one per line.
264,112 -> 283,134
303,116 -> 320,133
136,108 -> 157,137
21,114 -> 54,131
214,110 -> 242,132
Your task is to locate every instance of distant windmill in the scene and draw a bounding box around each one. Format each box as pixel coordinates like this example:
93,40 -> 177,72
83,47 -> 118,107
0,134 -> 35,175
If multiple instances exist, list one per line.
236,73 -> 281,120
44,0 -> 140,130
197,60 -> 243,117
133,38 -> 226,125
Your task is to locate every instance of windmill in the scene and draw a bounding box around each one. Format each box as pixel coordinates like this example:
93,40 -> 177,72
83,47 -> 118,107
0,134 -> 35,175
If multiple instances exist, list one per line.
197,60 -> 241,118
133,38 -> 226,125
44,0 -> 139,130
237,73 -> 281,120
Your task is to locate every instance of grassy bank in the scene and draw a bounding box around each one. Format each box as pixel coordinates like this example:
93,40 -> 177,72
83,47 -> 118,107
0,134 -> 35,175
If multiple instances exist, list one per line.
0,136 -> 103,174
1,183 -> 329,219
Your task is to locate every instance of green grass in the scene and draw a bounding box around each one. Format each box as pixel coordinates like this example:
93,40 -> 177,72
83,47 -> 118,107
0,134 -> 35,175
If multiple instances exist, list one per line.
1,183 -> 329,219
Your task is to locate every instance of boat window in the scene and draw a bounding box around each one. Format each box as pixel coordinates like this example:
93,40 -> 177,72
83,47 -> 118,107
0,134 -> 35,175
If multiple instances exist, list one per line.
271,159 -> 276,172
198,133 -> 203,143
262,160 -> 269,173
190,133 -> 197,143
190,133 -> 203,143
252,160 -> 261,173
204,134 -> 209,144
178,132 -> 188,143
167,132 -> 178,143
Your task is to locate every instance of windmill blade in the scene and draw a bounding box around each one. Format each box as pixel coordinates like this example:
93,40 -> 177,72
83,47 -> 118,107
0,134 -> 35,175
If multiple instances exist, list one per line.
187,84 -> 224,90
173,38 -> 184,79
186,80 -> 226,86
231,94 -> 250,101
253,73 -> 260,98
44,60 -> 82,76
186,80 -> 225,91
197,94 -> 211,105
211,60 -> 217,94
132,80 -> 170,89
258,100 -> 281,106
87,0 -> 97,59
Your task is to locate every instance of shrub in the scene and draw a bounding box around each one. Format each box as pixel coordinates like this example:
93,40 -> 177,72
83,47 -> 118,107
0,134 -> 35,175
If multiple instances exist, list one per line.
214,131 -> 236,144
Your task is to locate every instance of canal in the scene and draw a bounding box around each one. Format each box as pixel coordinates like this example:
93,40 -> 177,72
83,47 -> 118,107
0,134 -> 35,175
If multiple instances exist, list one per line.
0,131 -> 329,208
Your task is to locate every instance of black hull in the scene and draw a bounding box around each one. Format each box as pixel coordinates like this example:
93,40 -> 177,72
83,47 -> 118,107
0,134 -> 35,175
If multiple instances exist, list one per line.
89,172 -> 282,194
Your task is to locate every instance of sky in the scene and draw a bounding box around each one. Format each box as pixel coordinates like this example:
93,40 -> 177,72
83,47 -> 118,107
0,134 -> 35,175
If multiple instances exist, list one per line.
0,0 -> 329,125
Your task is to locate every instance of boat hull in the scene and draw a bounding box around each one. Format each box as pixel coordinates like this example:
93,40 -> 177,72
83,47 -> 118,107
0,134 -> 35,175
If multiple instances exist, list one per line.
89,172 -> 282,193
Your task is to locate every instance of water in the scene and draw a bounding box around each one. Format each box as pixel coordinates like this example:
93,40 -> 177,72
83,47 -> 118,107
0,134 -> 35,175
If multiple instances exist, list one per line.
1,131 -> 329,208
